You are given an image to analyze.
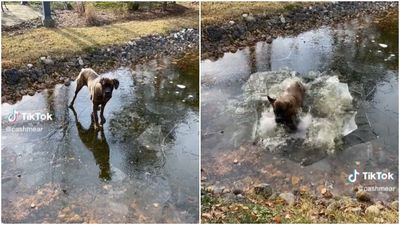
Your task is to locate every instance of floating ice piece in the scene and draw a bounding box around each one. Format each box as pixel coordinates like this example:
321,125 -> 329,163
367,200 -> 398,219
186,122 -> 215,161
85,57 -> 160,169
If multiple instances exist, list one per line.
137,124 -> 162,151
169,81 -> 173,84
188,95 -> 194,98
342,112 -> 357,136
177,84 -> 186,89
377,50 -> 382,53
294,113 -> 313,139
379,43 -> 388,48
371,40 -> 375,43
257,110 -> 276,136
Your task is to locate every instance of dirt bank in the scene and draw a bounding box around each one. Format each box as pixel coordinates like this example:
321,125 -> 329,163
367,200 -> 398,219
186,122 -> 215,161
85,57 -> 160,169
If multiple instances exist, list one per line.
202,186 -> 398,223
201,1 -> 398,60
2,28 -> 198,104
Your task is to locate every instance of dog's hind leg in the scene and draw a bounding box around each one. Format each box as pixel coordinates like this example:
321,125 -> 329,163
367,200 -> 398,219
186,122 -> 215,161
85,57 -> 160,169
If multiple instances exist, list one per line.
69,80 -> 84,108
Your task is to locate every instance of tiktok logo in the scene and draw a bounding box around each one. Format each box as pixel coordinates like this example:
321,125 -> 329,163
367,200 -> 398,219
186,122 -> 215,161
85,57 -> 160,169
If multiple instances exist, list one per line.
348,169 -> 394,183
7,109 -> 20,123
3,109 -> 53,126
348,169 -> 360,183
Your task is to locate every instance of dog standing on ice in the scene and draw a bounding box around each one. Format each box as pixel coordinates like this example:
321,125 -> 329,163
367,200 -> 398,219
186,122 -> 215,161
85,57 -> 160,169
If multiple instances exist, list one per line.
69,68 -> 119,130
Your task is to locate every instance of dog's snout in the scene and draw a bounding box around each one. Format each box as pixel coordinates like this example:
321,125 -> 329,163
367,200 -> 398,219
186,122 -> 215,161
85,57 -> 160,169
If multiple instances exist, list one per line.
275,116 -> 284,123
104,89 -> 112,98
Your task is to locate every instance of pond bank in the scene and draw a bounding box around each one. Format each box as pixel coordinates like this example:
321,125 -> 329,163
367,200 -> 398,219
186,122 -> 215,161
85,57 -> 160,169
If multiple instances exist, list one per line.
202,188 -> 398,223
2,28 -> 198,104
201,1 -> 398,60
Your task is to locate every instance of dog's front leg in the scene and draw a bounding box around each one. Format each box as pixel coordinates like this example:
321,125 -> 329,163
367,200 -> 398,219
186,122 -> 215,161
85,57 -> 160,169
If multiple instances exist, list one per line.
100,102 -> 108,125
92,104 -> 100,130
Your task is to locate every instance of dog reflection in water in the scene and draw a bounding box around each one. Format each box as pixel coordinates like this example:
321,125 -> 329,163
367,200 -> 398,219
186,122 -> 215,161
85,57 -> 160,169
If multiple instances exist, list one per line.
70,107 -> 111,181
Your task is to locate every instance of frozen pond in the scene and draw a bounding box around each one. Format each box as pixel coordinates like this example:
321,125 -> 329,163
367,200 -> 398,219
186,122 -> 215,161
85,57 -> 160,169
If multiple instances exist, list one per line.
2,55 -> 199,223
201,16 -> 398,201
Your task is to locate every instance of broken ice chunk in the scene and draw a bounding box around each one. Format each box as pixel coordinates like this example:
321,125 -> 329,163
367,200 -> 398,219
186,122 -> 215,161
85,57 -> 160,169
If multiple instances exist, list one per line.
379,43 -> 388,48
137,124 -> 162,151
342,112 -> 358,136
177,84 -> 186,89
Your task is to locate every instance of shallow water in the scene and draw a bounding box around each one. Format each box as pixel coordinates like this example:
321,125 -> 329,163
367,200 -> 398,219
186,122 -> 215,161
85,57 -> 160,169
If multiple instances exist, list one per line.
2,55 -> 199,223
201,16 -> 398,200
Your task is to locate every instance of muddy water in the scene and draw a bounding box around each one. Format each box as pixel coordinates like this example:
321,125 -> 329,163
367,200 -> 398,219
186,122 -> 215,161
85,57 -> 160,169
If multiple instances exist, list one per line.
2,55 -> 199,223
201,16 -> 398,201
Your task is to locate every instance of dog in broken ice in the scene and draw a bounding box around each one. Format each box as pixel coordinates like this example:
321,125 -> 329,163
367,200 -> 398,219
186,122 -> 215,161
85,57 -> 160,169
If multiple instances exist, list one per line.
267,80 -> 305,130
69,68 -> 119,130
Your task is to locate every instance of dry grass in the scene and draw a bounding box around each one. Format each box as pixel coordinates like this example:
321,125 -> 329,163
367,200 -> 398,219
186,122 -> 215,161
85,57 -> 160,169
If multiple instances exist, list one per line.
202,192 -> 399,224
201,2 -> 305,26
84,6 -> 100,26
74,2 -> 86,16
2,12 -> 198,68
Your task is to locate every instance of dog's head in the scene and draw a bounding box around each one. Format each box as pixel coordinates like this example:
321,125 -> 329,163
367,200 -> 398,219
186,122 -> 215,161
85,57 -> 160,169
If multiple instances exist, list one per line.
267,96 -> 296,124
100,78 -> 119,99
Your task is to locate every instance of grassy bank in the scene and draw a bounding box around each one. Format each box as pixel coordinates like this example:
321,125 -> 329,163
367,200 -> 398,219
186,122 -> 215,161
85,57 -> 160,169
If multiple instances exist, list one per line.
201,2 -> 307,26
202,192 -> 398,224
2,10 -> 197,69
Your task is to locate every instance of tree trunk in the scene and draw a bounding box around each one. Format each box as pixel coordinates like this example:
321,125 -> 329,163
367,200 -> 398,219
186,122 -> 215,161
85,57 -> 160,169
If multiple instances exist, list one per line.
127,2 -> 140,12
161,2 -> 167,12
76,1 -> 85,16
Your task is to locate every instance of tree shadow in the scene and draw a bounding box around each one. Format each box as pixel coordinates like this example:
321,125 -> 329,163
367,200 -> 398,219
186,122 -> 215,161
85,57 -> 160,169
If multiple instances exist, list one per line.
50,27 -> 100,50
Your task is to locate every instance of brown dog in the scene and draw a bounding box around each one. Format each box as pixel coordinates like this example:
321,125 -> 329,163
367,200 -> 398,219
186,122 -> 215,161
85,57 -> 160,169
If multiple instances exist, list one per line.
69,68 -> 119,129
267,80 -> 305,130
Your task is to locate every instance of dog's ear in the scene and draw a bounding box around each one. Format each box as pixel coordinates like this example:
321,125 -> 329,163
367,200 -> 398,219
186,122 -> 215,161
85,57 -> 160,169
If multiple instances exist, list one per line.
112,79 -> 119,89
267,96 -> 276,105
